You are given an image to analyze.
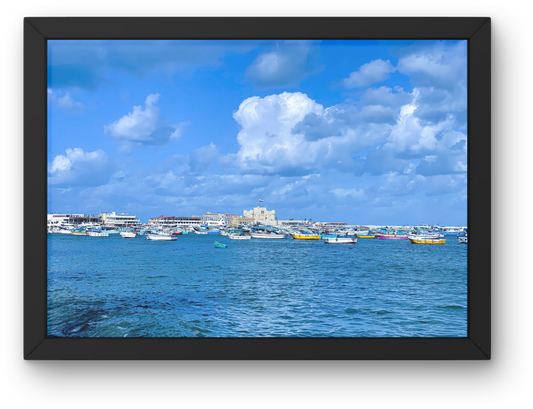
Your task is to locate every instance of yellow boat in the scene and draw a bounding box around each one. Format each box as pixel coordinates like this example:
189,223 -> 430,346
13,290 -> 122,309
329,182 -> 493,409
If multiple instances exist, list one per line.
71,229 -> 88,236
291,234 -> 321,240
357,235 -> 376,238
408,238 -> 446,245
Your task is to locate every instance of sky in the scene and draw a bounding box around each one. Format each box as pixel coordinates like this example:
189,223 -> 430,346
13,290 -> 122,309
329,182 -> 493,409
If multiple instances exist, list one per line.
47,40 -> 467,225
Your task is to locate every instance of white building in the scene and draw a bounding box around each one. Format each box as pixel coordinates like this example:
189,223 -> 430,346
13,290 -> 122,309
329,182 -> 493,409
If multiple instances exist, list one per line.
192,212 -> 237,227
100,212 -> 141,227
243,206 -> 276,224
148,216 -> 202,227
47,213 -> 85,224
46,213 -> 85,228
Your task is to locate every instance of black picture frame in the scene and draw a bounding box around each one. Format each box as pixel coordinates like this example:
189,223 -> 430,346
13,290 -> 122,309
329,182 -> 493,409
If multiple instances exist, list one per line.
24,17 -> 491,360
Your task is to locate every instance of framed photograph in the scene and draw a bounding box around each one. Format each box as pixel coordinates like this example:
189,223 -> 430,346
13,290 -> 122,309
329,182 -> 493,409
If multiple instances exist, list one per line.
25,17 -> 490,359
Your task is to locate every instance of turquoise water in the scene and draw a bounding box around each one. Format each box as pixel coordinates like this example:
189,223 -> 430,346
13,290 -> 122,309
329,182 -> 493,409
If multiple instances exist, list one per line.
47,234 -> 467,337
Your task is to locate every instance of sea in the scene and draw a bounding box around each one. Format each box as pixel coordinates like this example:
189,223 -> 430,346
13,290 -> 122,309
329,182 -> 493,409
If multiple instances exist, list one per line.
47,233 -> 468,338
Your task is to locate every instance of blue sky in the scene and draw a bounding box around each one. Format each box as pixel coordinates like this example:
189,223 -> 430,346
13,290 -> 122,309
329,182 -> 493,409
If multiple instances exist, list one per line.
47,40 -> 467,225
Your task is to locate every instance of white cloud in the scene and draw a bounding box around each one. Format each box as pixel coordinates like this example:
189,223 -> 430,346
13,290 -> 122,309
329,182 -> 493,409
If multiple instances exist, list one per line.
397,41 -> 467,89
47,89 -> 84,112
245,41 -> 318,87
331,188 -> 365,198
104,93 -> 186,152
48,148 -> 113,186
343,59 -> 396,88
228,91 -> 392,175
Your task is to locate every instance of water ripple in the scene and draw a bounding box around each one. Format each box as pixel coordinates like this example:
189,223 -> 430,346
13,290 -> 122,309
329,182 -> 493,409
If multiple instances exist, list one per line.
47,234 -> 467,337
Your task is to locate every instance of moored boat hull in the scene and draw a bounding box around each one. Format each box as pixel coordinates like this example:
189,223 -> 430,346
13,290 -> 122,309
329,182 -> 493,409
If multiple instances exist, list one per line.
88,231 -> 109,237
146,234 -> 177,241
322,237 -> 358,244
377,235 -> 408,240
291,234 -> 321,240
408,238 -> 446,245
228,234 -> 251,240
250,233 -> 287,239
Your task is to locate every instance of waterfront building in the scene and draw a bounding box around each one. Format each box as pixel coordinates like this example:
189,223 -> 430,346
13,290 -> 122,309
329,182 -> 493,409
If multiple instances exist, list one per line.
192,212 -> 237,227
229,216 -> 255,226
243,206 -> 276,224
47,213 -> 101,226
148,215 -> 204,228
100,212 -> 141,227
148,215 -> 180,228
277,220 -> 307,227
174,217 -> 202,227
47,213 -> 85,224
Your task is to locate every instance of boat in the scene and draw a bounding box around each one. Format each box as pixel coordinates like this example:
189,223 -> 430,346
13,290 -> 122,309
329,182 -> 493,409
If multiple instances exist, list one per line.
146,233 -> 177,241
436,226 -> 466,236
71,229 -> 88,236
357,235 -> 376,238
291,233 -> 321,240
458,236 -> 468,243
88,230 -> 109,237
195,230 -> 209,235
214,241 -> 227,248
408,237 -> 446,245
228,233 -> 251,240
377,234 -> 408,240
120,231 -> 136,239
250,232 -> 287,239
322,236 -> 358,244
407,233 -> 443,240
48,227 -> 72,234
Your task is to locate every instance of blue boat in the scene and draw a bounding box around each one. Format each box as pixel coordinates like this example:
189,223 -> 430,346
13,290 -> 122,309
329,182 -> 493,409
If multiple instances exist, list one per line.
437,227 -> 466,236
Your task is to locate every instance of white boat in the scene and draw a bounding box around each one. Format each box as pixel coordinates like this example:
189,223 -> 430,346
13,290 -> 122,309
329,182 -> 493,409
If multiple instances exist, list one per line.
195,230 -> 209,235
146,233 -> 177,241
458,236 -> 468,243
48,227 -> 71,234
120,231 -> 136,239
350,230 -> 369,236
88,230 -> 109,237
407,233 -> 443,240
322,236 -> 358,244
250,232 -> 287,239
228,234 -> 251,240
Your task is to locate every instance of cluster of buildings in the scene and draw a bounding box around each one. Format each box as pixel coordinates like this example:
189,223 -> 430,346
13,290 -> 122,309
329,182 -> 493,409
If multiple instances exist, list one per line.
47,207 -> 349,229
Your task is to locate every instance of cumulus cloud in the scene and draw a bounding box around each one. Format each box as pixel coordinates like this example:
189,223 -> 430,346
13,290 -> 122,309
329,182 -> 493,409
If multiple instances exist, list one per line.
104,93 -> 187,153
47,88 -> 84,113
227,91 -> 398,175
397,41 -> 467,126
227,92 -> 323,174
48,148 -> 115,186
245,41 -> 319,87
397,41 -> 467,89
384,93 -> 467,158
343,59 -> 396,88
